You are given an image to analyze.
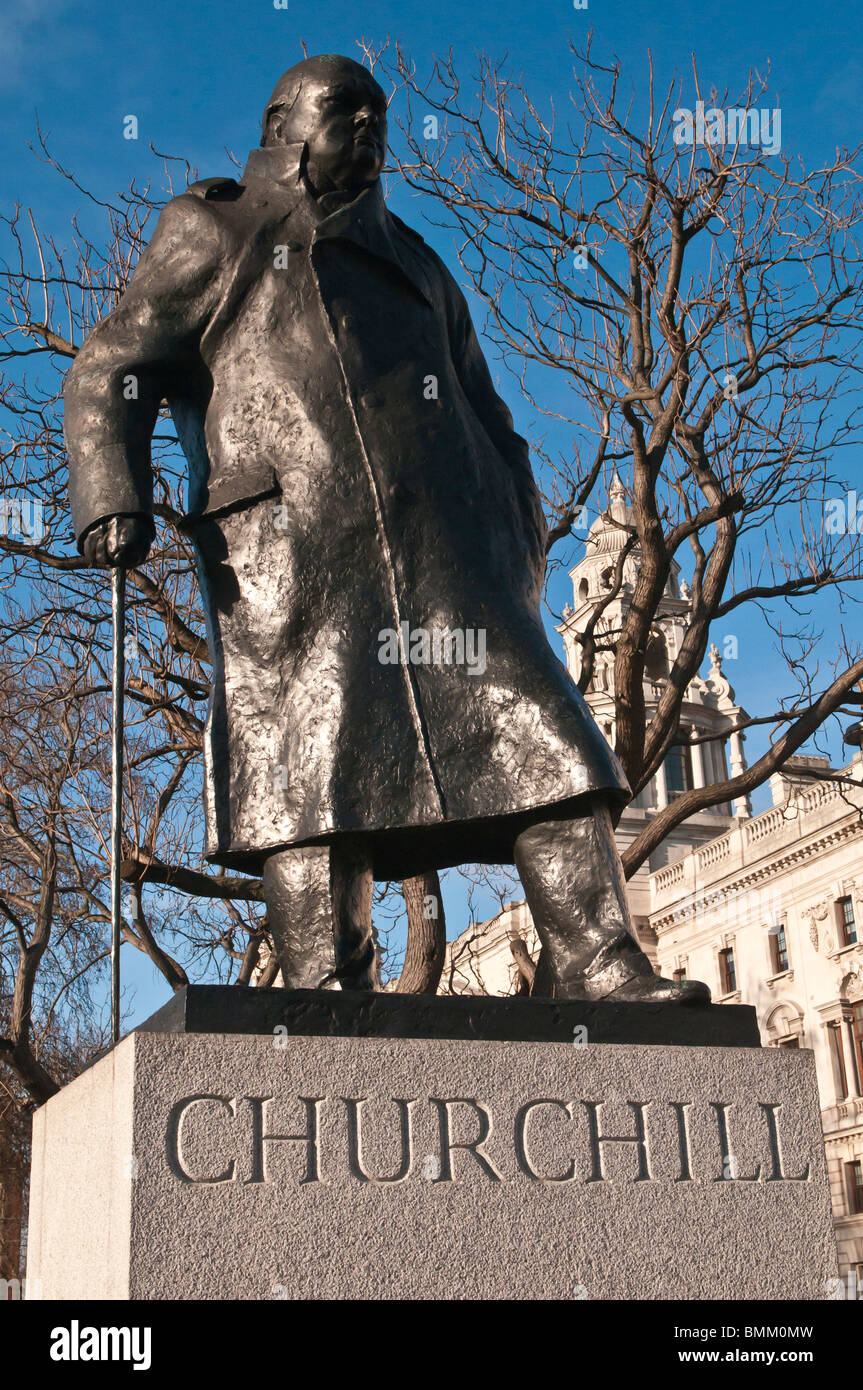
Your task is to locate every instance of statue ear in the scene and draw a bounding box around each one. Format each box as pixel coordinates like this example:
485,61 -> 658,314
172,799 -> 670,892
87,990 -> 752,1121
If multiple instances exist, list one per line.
261,101 -> 286,148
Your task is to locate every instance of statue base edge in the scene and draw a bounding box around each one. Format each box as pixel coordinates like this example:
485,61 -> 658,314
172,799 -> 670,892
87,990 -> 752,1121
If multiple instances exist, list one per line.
135,983 -> 761,1048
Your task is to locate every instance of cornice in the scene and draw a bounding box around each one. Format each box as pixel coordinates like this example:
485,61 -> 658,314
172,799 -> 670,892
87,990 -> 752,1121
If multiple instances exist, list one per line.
652,815 -> 863,931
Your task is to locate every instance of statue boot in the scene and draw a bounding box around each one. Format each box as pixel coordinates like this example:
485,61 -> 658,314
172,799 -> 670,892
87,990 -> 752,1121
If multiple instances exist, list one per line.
514,800 -> 711,1004
262,837 -> 378,991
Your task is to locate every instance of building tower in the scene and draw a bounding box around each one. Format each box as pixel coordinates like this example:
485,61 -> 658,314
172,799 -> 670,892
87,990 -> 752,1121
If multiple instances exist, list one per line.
556,475 -> 752,939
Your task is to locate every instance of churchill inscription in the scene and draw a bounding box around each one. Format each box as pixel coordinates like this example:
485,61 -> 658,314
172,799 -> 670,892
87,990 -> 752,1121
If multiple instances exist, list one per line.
27,1032 -> 837,1299
165,1091 -> 812,1187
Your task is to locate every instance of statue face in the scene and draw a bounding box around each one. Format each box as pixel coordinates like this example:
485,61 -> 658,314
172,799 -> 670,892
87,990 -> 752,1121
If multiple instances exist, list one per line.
277,65 -> 387,191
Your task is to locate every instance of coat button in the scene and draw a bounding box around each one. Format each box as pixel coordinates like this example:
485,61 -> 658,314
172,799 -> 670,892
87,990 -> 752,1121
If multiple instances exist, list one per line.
359,390 -> 385,409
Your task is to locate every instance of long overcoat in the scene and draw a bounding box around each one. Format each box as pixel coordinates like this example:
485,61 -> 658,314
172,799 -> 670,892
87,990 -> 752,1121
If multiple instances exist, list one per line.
64,143 -> 628,878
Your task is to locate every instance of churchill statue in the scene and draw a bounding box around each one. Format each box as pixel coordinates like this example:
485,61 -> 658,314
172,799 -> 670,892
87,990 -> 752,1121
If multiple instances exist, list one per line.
64,54 -> 709,1006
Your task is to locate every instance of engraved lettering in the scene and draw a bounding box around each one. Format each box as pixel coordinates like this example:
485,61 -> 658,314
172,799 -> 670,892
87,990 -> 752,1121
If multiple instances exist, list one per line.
245,1096 -> 323,1184
160,1093 -> 814,1188
166,1094 -> 237,1184
344,1098 -> 415,1183
583,1100 -> 651,1182
431,1098 -> 502,1182
711,1102 -> 762,1182
761,1103 -> 811,1181
514,1099 -> 576,1182
671,1101 -> 694,1182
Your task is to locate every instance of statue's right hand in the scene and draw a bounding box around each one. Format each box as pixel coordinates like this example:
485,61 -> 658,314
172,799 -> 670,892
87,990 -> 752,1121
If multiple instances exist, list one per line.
81,515 -> 154,569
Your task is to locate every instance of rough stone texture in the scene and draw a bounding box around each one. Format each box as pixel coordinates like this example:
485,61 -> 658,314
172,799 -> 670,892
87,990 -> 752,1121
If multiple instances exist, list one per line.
28,1031 -> 837,1300
27,1040 -> 134,1299
139,984 -> 761,1047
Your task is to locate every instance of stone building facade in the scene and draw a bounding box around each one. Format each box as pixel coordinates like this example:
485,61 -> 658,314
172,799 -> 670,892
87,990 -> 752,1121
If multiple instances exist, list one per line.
650,763 -> 863,1285
443,482 -> 863,1285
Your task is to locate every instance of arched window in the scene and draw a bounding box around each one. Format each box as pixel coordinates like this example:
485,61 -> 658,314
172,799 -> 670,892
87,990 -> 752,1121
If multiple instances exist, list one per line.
665,733 -> 693,796
765,1001 -> 804,1048
578,578 -> 589,602
645,632 -> 668,680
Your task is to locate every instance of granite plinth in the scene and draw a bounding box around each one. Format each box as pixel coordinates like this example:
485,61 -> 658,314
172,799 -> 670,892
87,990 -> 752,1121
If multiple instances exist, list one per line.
26,1021 -> 837,1300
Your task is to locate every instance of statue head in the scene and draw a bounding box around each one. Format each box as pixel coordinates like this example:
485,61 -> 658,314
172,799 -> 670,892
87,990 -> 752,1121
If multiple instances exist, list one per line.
261,55 -> 387,193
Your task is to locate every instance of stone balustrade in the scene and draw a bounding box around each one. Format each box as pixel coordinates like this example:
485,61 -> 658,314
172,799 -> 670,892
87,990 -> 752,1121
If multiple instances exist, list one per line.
649,769 -> 863,914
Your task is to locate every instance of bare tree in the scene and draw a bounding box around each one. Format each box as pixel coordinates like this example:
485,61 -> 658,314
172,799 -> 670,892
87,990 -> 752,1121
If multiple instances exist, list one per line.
390,873 -> 446,993
375,40 -> 863,876
0,1059 -> 30,1285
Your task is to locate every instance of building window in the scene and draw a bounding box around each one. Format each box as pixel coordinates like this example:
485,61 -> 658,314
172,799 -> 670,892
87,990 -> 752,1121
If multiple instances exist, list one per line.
718,947 -> 737,995
778,1037 -> 799,1049
672,967 -> 687,983
846,1160 -> 863,1216
665,739 -> 693,797
768,924 -> 789,974
837,896 -> 858,947
830,1023 -> 849,1101
645,632 -> 668,681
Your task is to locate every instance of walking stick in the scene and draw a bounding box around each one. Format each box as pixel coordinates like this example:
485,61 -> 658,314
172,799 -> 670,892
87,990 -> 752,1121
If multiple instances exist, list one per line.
110,565 -> 126,1046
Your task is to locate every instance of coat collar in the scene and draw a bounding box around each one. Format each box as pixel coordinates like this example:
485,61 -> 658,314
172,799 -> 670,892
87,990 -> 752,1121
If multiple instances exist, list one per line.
241,145 -> 433,307
242,143 -> 307,190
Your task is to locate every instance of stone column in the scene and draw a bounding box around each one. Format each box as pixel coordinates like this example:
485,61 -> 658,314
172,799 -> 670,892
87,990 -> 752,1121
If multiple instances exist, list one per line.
843,1016 -> 862,1098
654,764 -> 668,809
729,730 -> 752,818
691,734 -> 707,790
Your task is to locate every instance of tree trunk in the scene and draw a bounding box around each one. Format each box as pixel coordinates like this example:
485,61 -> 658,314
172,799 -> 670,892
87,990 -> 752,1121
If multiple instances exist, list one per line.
510,936 -> 536,994
394,871 -> 446,993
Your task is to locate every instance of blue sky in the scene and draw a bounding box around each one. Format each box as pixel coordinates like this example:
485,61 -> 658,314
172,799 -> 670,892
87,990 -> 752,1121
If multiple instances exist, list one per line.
3,0 -> 859,216
2,0 -> 861,1024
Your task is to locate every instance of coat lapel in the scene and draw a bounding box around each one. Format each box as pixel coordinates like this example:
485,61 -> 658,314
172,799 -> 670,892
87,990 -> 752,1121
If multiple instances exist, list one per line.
240,147 -> 433,307
311,183 -> 433,307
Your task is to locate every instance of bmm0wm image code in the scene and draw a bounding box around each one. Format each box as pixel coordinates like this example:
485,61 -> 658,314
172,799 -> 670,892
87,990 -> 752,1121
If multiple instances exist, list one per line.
675,1326 -> 815,1365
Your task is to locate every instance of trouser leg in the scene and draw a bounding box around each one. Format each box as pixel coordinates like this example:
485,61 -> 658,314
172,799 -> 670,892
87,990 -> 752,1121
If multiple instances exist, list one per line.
262,837 -> 376,991
331,838 -> 378,990
514,798 -> 709,1003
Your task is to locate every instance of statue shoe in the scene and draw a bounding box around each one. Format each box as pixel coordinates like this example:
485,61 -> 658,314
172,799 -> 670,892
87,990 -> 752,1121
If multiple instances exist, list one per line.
603,974 -> 711,1006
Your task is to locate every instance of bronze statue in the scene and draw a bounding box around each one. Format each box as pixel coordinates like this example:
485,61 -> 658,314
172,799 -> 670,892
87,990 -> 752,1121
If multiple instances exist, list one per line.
64,54 -> 709,1005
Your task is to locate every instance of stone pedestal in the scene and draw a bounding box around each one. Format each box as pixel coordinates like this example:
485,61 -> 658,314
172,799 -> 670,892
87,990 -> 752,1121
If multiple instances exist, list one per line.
27,989 -> 838,1300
